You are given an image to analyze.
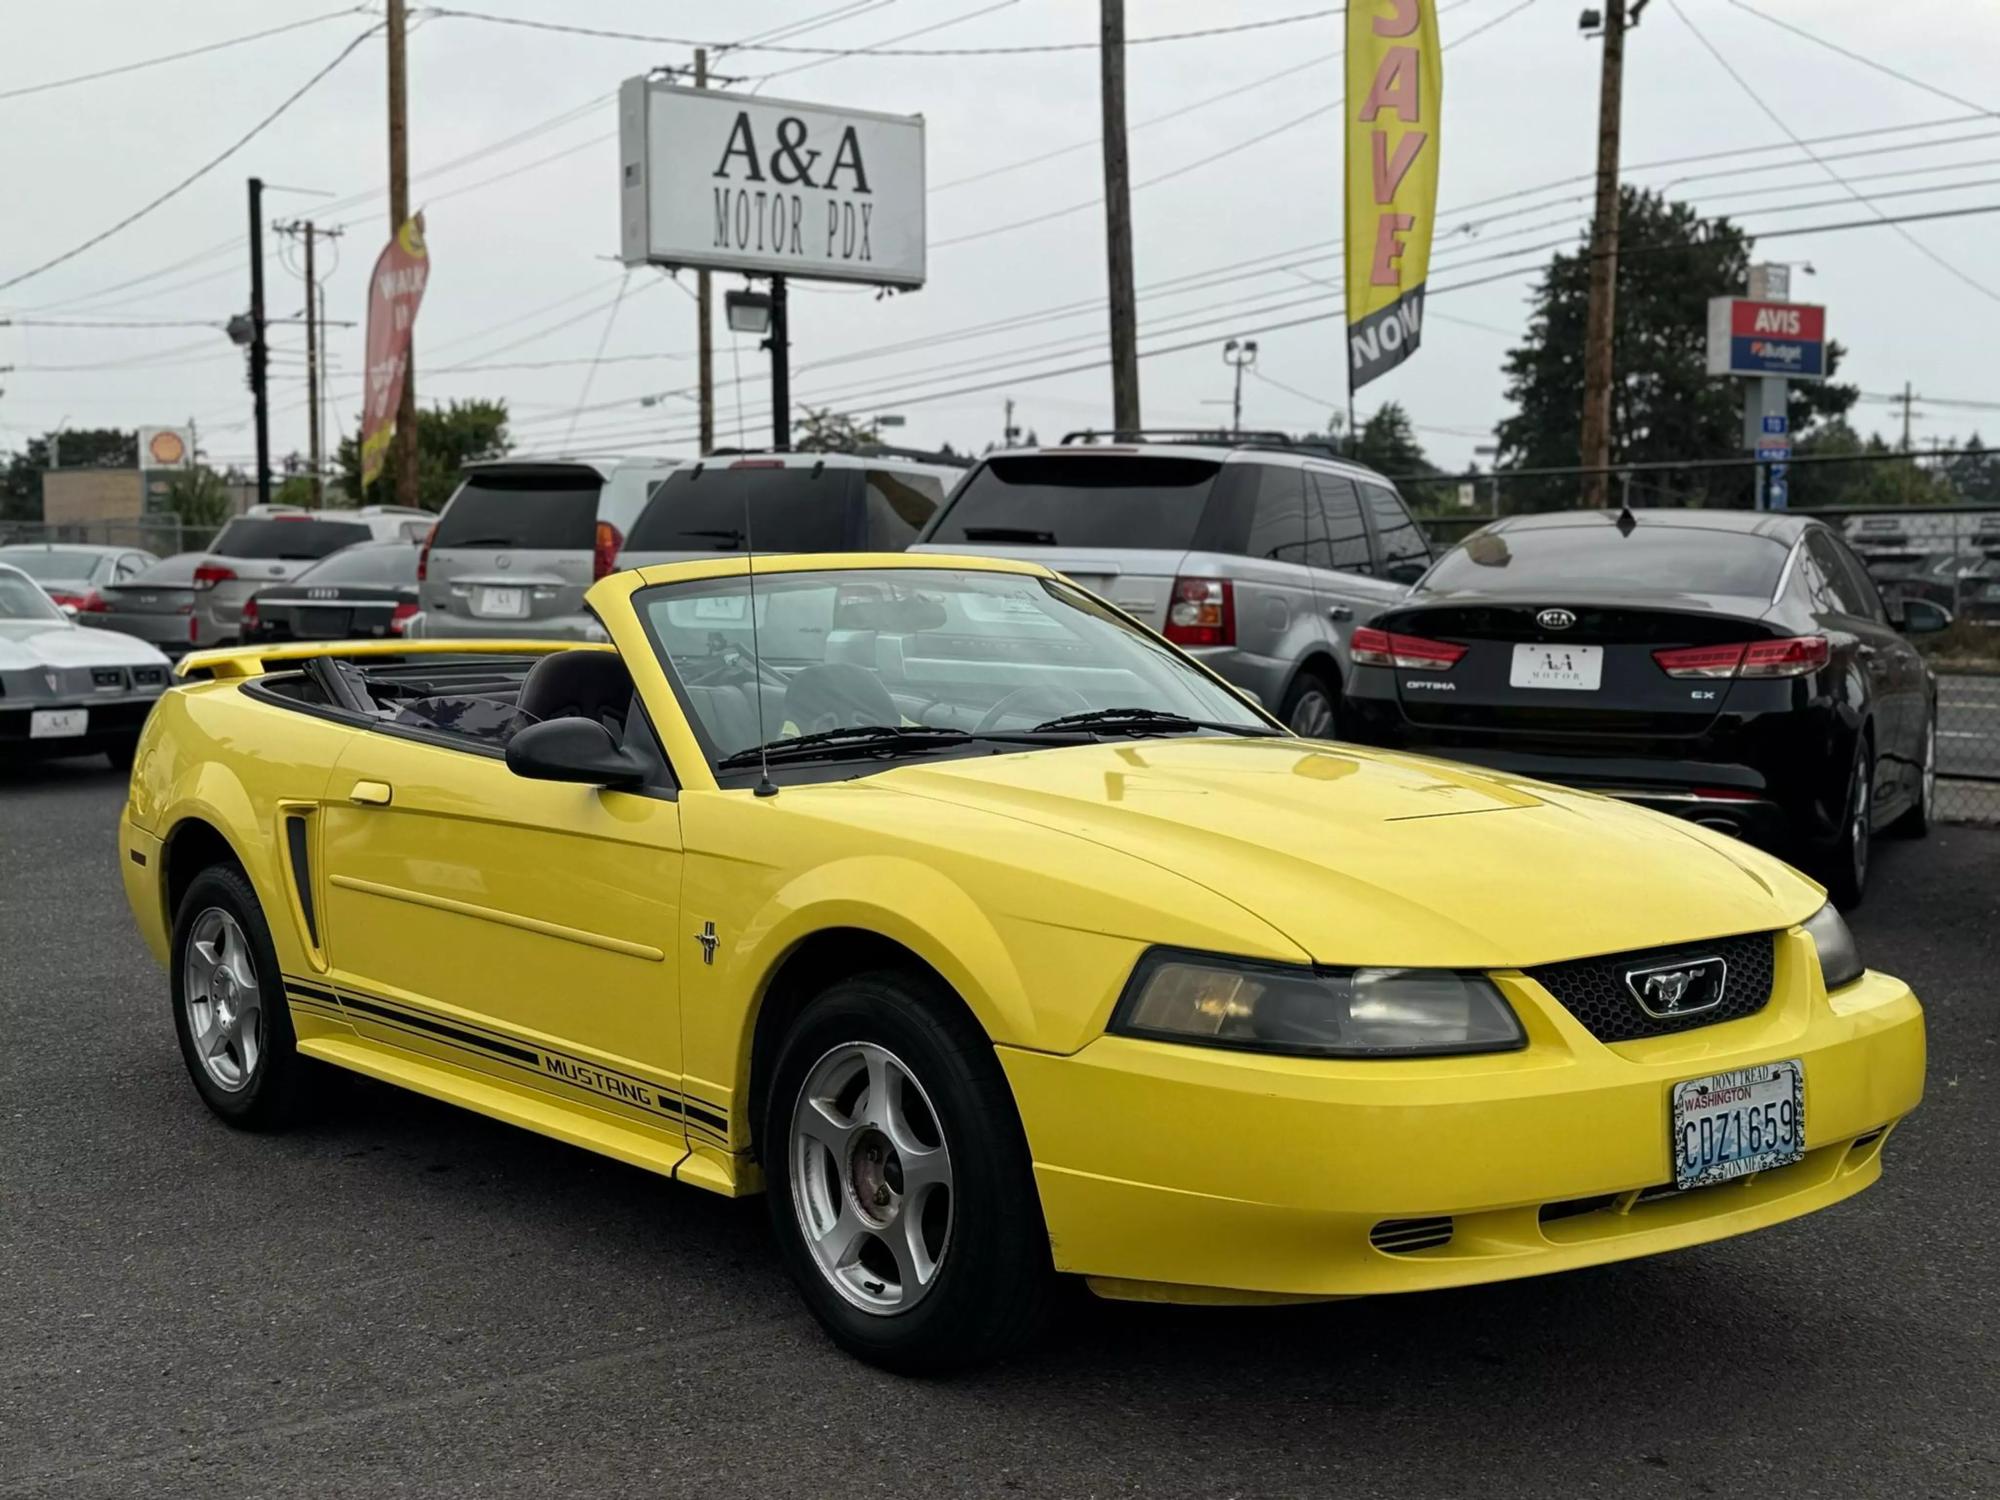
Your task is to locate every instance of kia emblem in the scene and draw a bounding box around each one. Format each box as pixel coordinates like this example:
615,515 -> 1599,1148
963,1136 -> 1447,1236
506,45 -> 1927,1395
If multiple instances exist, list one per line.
1537,607 -> 1576,631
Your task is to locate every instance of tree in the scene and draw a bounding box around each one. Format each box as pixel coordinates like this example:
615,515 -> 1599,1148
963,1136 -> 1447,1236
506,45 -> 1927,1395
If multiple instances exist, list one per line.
336,399 -> 510,511
1495,188 -> 1857,510
1349,402 -> 1432,476
164,467 -> 234,529
1,427 -> 138,522
1942,434 -> 2000,507
793,407 -> 879,454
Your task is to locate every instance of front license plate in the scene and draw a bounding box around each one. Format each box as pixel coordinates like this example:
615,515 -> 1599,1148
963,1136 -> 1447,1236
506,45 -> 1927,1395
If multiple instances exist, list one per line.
1672,1058 -> 1804,1191
477,587 -> 527,619
1510,642 -> 1603,690
30,708 -> 88,739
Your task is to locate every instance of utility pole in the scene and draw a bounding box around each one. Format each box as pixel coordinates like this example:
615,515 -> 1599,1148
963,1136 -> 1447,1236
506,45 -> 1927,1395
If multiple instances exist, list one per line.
276,221 -> 344,505
1893,380 -> 1916,451
1223,339 -> 1258,437
1578,0 -> 1627,510
386,0 -> 418,506
247,177 -> 271,508
768,275 -> 790,451
695,48 -> 715,455
1099,0 -> 1140,434
1002,396 -> 1020,448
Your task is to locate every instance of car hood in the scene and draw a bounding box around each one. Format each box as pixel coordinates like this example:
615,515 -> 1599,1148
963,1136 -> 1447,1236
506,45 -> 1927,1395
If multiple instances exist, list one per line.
0,618 -> 171,669
877,737 -> 1822,969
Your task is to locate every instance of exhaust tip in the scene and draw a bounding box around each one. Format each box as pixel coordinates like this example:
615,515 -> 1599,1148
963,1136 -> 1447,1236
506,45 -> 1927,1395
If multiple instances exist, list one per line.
1694,815 -> 1741,835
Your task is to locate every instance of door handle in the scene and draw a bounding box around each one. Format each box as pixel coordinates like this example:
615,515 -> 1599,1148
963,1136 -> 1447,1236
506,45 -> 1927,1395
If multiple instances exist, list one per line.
348,780 -> 393,807
1327,604 -> 1354,622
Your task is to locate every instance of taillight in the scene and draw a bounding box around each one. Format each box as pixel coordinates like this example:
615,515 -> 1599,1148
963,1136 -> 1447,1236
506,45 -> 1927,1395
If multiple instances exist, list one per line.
389,601 -> 420,636
416,522 -> 436,583
48,590 -> 85,610
189,614 -> 200,645
76,590 -> 108,613
1163,577 -> 1233,647
593,520 -> 622,581
240,599 -> 260,630
1351,625 -> 1466,670
192,562 -> 236,591
1653,635 -> 1828,679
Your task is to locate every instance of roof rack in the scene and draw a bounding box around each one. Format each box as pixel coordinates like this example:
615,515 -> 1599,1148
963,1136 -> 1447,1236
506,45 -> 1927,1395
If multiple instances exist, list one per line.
1057,428 -> 1354,461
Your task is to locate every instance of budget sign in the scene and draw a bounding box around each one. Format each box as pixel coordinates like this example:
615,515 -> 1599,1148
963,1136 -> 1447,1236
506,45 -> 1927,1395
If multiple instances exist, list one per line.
1706,297 -> 1828,381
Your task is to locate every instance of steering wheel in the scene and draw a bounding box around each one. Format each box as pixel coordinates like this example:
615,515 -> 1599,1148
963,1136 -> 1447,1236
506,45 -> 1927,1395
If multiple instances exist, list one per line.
975,684 -> 1095,733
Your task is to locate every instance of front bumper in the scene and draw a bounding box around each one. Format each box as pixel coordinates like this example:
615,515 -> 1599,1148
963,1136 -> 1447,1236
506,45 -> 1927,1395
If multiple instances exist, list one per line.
0,694 -> 161,754
1000,932 -> 1924,1301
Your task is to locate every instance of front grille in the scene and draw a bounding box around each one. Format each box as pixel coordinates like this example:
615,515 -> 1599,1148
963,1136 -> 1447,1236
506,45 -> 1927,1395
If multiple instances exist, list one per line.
1527,930 -> 1777,1043
1370,1216 -> 1453,1254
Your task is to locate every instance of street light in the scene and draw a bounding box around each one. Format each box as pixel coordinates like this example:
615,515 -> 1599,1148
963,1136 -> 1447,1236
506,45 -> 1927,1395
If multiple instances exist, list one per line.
724,289 -> 772,336
1222,339 -> 1258,437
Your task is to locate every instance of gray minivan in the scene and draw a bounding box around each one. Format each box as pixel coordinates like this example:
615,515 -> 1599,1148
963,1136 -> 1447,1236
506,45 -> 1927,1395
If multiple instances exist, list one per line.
912,435 -> 1427,735
414,456 -> 682,640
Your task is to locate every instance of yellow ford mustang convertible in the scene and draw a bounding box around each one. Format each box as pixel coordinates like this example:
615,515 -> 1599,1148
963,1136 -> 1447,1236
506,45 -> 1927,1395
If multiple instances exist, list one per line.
120,554 -> 1925,1370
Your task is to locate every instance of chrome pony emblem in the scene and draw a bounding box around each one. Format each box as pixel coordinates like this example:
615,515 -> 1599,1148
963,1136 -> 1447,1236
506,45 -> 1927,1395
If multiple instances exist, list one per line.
1536,608 -> 1577,631
1625,957 -> 1727,1018
695,920 -> 720,966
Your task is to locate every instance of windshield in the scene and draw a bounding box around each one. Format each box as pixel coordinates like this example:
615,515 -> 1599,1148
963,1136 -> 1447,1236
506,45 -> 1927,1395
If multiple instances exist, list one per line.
926,455 -> 1220,549
211,517 -> 372,560
0,549 -> 100,582
0,568 -> 65,621
294,543 -> 419,586
1425,523 -> 1790,598
639,566 -> 1271,776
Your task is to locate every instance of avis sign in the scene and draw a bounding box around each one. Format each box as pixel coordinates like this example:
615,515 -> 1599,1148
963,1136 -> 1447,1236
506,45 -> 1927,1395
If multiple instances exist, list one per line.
619,80 -> 925,288
1706,297 -> 1827,380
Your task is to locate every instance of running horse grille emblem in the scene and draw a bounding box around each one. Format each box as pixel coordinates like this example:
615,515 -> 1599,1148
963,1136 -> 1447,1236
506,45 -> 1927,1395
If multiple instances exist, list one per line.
695,921 -> 719,966
1624,957 -> 1728,1019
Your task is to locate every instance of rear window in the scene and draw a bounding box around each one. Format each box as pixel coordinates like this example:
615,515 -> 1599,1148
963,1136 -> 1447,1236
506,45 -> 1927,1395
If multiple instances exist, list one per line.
294,544 -> 418,586
433,472 -> 602,551
626,466 -> 858,553
210,518 -> 372,560
926,455 -> 1220,550
1424,523 -> 1790,598
0,549 -> 100,581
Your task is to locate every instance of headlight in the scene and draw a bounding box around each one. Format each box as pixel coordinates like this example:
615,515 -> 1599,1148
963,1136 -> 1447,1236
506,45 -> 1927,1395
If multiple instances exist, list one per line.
1112,949 -> 1526,1058
1803,901 -> 1864,989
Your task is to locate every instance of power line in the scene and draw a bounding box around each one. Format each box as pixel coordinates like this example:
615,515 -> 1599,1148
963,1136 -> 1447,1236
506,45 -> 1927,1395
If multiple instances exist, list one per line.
423,4 -> 1342,56
1670,0 -> 2000,307
0,24 -> 381,295
563,270 -> 635,449
753,0 -> 1022,87
0,7 -> 364,102
1725,1 -> 1997,120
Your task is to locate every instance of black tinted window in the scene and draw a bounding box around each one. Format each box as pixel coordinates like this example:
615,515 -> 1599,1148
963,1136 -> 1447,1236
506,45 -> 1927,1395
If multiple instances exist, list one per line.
927,455 -> 1219,550
1307,473 -> 1372,573
863,469 -> 943,550
1811,532 -> 1878,618
433,473 -> 602,551
1362,485 -> 1429,580
295,543 -> 419,586
1425,523 -> 1789,596
1242,466 -> 1309,564
627,466 -> 856,553
210,518 -> 372,560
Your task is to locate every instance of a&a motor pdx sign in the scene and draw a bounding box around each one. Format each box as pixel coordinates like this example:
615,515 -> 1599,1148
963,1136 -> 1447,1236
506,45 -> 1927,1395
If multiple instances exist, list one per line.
1706,297 -> 1828,380
619,80 -> 926,288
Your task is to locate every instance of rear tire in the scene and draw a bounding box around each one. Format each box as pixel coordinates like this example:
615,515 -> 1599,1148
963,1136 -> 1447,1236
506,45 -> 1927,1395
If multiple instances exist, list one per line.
763,969 -> 1054,1373
169,865 -> 311,1130
1888,713 -> 1935,839
1279,670 -> 1340,739
1814,740 -> 1873,911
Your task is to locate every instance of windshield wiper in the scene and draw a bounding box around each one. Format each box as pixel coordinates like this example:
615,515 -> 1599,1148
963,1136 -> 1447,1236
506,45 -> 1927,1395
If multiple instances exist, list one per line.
1028,707 -> 1278,737
961,526 -> 1059,544
716,724 -> 974,770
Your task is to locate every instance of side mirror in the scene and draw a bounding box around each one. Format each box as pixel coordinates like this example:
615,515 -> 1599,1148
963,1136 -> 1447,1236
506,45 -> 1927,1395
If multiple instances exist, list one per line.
505,716 -> 647,787
1898,598 -> 1953,636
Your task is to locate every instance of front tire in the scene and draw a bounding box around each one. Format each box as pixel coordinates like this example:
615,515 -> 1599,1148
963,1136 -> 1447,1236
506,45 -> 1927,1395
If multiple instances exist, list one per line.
169,865 -> 310,1129
1888,713 -> 1935,838
763,970 -> 1053,1373
1280,670 -> 1340,739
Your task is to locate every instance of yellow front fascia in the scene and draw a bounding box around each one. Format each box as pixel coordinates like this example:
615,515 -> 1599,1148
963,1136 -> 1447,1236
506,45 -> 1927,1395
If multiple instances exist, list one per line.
1001,944 -> 1924,1300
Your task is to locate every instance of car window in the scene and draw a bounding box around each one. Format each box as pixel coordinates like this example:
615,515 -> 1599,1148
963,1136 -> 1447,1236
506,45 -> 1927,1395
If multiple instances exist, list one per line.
1425,523 -> 1790,596
925,455 -> 1220,550
0,548 -> 100,581
627,465 -> 858,553
210,517 -> 374,560
0,568 -> 65,620
293,543 -> 419,586
1819,532 -> 1887,621
1361,484 -> 1430,583
1241,465 -> 1310,565
862,469 -> 943,550
433,471 -> 602,551
1305,473 -> 1373,574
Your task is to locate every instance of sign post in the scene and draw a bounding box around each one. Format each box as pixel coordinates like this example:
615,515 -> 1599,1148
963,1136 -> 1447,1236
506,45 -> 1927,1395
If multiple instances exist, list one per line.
1707,273 -> 1826,511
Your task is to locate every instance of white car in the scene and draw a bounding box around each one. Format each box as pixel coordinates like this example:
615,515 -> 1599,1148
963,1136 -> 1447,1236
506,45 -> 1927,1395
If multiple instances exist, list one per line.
0,561 -> 171,768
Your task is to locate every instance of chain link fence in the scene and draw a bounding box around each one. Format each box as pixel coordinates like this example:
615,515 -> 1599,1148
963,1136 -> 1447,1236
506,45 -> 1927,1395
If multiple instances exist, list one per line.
0,516 -> 221,557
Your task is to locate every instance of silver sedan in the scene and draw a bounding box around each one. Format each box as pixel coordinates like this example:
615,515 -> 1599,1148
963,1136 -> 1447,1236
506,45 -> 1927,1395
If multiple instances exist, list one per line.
0,562 -> 171,768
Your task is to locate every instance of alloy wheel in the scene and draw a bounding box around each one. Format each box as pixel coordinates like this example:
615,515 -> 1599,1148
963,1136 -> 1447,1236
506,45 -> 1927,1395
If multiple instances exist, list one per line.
1289,687 -> 1336,738
789,1041 -> 954,1315
181,907 -> 263,1093
1921,720 -> 1937,822
1849,756 -> 1871,890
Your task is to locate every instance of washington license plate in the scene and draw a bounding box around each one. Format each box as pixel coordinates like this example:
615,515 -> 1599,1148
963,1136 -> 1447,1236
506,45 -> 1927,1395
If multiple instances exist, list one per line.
477,587 -> 527,618
1510,642 -> 1603,690
30,708 -> 88,739
1671,1059 -> 1804,1191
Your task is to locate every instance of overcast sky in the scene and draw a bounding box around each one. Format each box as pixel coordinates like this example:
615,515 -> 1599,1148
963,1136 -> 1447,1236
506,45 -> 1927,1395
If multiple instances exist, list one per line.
4,0 -> 1996,479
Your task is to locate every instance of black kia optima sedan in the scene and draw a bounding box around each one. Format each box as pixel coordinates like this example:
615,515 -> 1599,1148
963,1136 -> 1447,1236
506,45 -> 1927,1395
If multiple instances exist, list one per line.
1342,509 -> 1947,907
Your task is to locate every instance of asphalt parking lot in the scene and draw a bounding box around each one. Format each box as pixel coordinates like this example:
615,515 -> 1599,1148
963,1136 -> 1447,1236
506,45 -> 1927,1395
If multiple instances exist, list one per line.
2,760 -> 1995,1499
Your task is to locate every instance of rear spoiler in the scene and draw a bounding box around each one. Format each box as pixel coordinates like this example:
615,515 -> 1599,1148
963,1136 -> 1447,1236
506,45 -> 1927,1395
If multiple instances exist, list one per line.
175,638 -> 609,682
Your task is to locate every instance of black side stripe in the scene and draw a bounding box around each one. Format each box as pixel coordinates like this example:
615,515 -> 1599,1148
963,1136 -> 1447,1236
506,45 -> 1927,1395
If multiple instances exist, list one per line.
287,980 -> 339,1005
341,994 -> 542,1065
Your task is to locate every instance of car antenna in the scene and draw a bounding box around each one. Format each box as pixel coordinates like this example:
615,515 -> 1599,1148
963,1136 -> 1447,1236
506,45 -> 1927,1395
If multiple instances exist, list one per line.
743,479 -> 778,798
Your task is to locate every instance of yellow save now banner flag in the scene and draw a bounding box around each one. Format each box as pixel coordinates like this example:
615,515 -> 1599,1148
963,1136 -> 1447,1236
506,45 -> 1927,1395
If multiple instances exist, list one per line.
1344,0 -> 1442,391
